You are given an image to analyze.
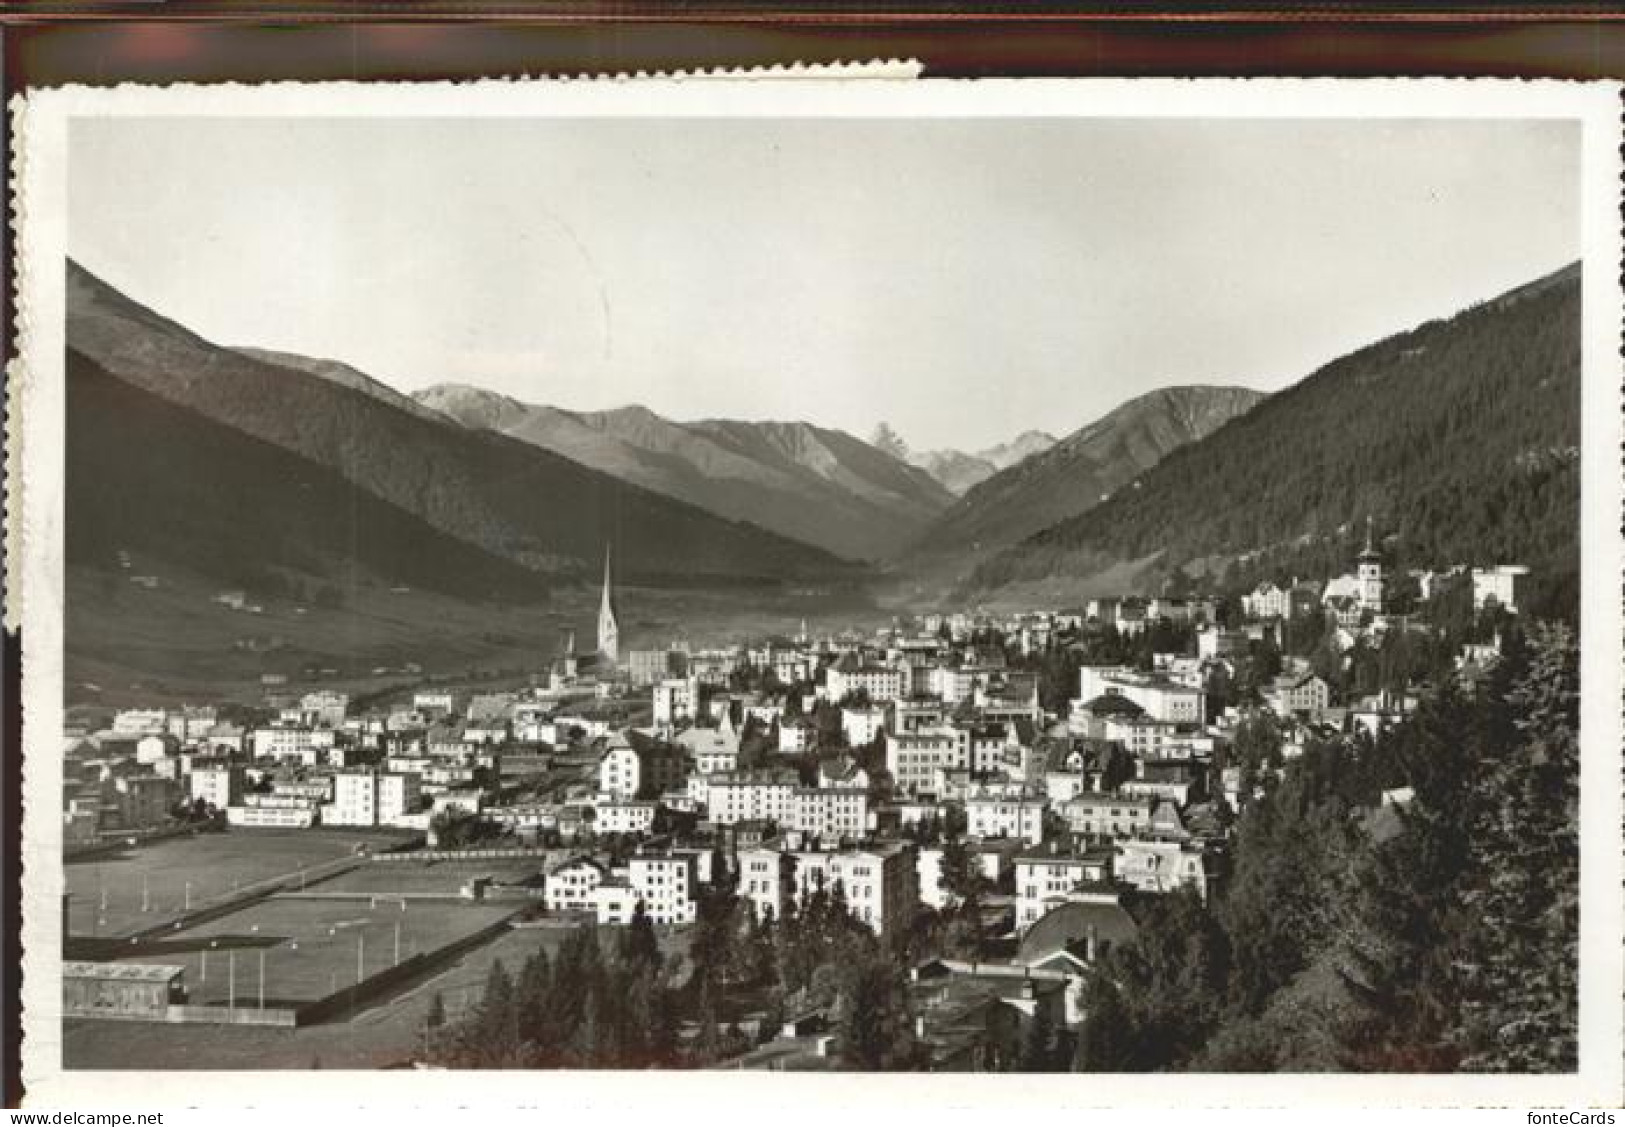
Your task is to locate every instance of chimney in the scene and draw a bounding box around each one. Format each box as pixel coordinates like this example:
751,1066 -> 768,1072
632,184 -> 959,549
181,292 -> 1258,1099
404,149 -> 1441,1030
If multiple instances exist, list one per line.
1086,923 -> 1099,962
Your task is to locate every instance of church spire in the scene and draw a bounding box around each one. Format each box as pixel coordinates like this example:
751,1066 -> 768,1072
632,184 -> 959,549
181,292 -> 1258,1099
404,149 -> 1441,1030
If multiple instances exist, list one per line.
597,543 -> 620,665
1358,514 -> 1381,562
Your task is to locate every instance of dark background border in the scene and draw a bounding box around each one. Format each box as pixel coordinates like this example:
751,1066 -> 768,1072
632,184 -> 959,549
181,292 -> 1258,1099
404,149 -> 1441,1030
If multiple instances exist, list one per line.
3,8 -> 1622,1109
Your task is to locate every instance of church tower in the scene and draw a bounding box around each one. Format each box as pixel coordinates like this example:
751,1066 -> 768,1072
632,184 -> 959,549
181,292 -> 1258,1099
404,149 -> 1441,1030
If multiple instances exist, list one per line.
597,545 -> 620,665
1356,516 -> 1385,613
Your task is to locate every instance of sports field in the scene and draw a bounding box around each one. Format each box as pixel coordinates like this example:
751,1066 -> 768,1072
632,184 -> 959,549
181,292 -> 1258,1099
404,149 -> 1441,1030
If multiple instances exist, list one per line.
63,829 -> 411,938
65,918 -> 696,1069
120,895 -> 519,1007
315,859 -> 550,897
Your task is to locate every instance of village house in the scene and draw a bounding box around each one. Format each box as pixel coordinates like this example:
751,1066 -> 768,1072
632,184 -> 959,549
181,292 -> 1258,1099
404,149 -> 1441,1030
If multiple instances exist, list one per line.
789,842 -> 920,935
840,706 -> 887,748
825,658 -> 907,704
598,734 -> 686,800
652,676 -> 699,727
1264,672 -> 1333,717
908,959 -> 1069,1071
1013,892 -> 1140,1025
925,666 -> 977,705
1015,848 -> 1114,932
1121,757 -> 1204,806
893,698 -> 948,732
592,798 -> 658,836
1077,666 -> 1205,725
964,793 -> 1047,847
886,726 -> 970,797
625,852 -> 698,925
738,847 -> 795,922
702,770 -> 797,826
322,769 -> 421,827
187,763 -> 244,810
787,787 -> 869,842
545,855 -> 608,913
677,717 -> 741,776
1114,838 -> 1213,900
1059,792 -> 1154,840
1472,564 -> 1530,613
777,718 -> 817,754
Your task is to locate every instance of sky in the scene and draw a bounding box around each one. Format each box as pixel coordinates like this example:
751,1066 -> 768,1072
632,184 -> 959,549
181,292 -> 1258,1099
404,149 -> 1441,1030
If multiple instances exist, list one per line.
68,116 -> 1579,452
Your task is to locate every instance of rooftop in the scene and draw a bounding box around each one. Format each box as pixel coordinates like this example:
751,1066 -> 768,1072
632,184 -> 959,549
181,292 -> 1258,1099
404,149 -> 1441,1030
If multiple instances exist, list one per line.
63,961 -> 185,983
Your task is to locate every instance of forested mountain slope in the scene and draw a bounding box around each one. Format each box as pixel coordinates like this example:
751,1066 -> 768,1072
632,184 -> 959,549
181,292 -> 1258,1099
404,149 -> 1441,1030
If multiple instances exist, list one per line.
968,264 -> 1581,617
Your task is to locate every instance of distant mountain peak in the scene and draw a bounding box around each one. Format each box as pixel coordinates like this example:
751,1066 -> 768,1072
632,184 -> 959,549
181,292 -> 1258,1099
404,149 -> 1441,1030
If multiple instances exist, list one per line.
411,388 -> 953,561
905,384 -> 1266,564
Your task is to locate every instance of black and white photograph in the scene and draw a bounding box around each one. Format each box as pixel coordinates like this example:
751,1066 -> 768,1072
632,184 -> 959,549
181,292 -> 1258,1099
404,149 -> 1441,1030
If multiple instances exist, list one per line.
11,77 -> 1623,1103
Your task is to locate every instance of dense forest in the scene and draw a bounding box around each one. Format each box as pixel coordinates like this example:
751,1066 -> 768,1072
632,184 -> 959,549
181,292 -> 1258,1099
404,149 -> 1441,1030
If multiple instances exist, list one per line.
968,266 -> 1581,621
427,869 -> 936,1070
1075,622 -> 1578,1072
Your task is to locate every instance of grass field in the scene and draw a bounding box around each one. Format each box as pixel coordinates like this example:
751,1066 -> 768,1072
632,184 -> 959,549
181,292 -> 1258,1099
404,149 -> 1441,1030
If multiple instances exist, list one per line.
119,896 -> 520,1008
63,829 -> 409,938
315,860 -> 550,897
64,920 -> 694,1070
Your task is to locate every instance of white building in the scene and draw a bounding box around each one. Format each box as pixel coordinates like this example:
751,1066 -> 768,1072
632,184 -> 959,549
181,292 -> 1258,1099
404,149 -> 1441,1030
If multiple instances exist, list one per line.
134,734 -> 179,767
777,719 -> 816,754
593,798 -> 658,836
226,803 -> 316,828
1115,839 -> 1211,900
886,727 -> 969,797
546,856 -> 607,913
251,726 -> 325,765
826,663 -> 906,705
412,691 -> 456,716
738,847 -> 793,922
789,844 -> 918,936
841,706 -> 887,748
299,691 -> 350,727
677,721 -> 740,776
965,794 -> 1047,847
1243,582 -> 1293,620
1472,565 -> 1530,613
598,737 -> 642,800
627,853 -> 698,924
1101,716 -> 1186,760
188,763 -> 243,810
1356,523 -> 1385,613
1077,666 -> 1205,725
702,772 -> 795,825
1059,793 -> 1153,839
1196,627 -> 1246,660
112,708 -> 169,737
598,736 -> 686,800
1015,850 -> 1114,932
1264,673 -> 1332,717
324,770 -> 421,827
926,666 -> 977,706
652,677 -> 699,727
787,788 -> 869,842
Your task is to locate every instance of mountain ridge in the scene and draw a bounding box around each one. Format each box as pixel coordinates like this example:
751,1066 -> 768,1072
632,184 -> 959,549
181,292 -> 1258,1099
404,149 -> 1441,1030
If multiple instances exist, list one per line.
413,382 -> 955,562
65,259 -> 854,588
966,263 -> 1582,615
906,384 -> 1266,568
